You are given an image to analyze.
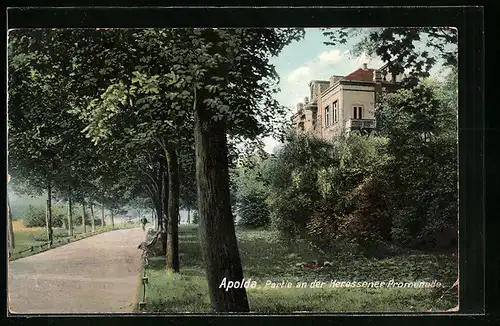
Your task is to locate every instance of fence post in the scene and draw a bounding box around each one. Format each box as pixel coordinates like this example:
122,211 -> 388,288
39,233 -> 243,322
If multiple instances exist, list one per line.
139,263 -> 148,311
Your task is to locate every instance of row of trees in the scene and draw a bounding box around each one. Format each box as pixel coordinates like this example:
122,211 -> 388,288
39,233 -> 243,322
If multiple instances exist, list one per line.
8,28 -> 304,311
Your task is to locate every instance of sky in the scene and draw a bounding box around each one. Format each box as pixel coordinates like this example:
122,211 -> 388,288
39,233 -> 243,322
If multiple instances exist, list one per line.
262,28 -> 449,153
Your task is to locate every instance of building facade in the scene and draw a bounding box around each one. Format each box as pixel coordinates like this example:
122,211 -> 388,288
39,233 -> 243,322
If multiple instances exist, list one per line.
291,63 -> 403,139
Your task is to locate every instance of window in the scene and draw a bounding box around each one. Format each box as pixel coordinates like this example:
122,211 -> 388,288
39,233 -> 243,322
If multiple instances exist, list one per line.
325,106 -> 330,127
353,106 -> 363,119
333,101 -> 339,123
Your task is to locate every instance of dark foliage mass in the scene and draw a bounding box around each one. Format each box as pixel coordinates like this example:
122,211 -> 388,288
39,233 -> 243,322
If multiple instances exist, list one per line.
237,71 -> 458,255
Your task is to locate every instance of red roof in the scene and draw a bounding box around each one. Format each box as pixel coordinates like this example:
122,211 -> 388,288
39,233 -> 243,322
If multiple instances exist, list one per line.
343,68 -> 375,82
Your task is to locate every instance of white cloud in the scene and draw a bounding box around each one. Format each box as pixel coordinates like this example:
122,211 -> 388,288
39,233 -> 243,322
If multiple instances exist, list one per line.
277,49 -> 386,116
318,49 -> 349,65
287,66 -> 311,82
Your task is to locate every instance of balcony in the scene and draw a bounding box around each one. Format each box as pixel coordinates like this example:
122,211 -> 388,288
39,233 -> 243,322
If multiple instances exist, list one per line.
345,119 -> 376,130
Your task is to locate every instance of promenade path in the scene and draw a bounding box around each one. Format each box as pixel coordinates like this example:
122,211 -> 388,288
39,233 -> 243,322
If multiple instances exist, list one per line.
8,228 -> 145,314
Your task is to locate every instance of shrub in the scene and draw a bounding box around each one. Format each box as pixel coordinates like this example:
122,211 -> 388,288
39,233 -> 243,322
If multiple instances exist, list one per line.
236,191 -> 270,228
23,204 -> 65,228
23,205 -> 47,228
266,132 -> 332,237
23,204 -> 98,228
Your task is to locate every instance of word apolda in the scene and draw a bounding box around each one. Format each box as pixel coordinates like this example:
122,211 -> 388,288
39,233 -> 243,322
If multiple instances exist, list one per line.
219,277 -> 257,292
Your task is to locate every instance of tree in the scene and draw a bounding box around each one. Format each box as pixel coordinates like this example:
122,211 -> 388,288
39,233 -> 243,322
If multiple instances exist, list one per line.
375,76 -> 458,248
77,27 -> 304,311
185,28 -> 304,311
9,28 -> 304,311
67,195 -> 74,236
7,30 -> 65,246
322,27 -> 458,85
265,131 -> 333,238
7,175 -> 15,250
179,150 -> 197,224
8,30 -> 108,244
232,154 -> 271,228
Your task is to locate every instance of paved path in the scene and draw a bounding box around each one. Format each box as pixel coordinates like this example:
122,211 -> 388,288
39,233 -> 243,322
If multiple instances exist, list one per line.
8,228 -> 146,314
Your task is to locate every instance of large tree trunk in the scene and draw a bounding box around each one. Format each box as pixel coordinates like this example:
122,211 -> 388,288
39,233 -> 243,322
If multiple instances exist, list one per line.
155,201 -> 161,231
68,194 -> 73,236
90,203 -> 95,232
162,158 -> 169,259
101,204 -> 105,228
111,209 -> 115,228
8,197 -> 15,250
194,99 -> 249,312
166,147 -> 180,272
62,214 -> 67,230
152,208 -> 156,230
157,158 -> 166,249
82,201 -> 87,233
46,178 -> 53,246
187,208 -> 191,224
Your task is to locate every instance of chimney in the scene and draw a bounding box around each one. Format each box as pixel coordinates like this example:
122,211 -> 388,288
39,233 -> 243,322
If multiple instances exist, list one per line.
373,70 -> 382,83
363,63 -> 368,70
296,103 -> 304,112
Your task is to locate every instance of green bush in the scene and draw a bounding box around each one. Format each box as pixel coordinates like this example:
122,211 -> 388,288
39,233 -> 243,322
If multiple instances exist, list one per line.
23,204 -> 101,228
236,191 -> 270,228
23,205 -> 47,227
265,132 -> 332,238
301,133 -> 392,250
23,204 -> 64,228
376,82 -> 458,248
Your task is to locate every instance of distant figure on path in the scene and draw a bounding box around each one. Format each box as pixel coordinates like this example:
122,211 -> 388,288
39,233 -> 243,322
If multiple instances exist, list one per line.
140,217 -> 149,231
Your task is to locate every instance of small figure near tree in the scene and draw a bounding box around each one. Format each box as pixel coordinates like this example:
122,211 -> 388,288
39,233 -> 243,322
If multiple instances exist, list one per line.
140,217 -> 149,231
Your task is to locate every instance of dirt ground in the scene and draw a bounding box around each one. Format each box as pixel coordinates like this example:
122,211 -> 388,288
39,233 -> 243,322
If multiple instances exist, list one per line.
8,228 -> 146,314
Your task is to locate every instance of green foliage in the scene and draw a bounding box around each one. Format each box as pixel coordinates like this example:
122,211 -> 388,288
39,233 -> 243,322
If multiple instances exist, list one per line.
23,204 -> 65,228
306,133 -> 392,252
265,73 -> 457,253
322,27 -> 457,85
265,132 -> 333,237
375,79 -> 458,247
236,192 -> 270,228
232,154 -> 271,228
22,203 -> 100,228
23,205 -> 47,228
192,211 -> 199,225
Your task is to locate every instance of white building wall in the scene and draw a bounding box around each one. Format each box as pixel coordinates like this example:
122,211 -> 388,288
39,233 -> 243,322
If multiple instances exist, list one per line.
340,84 -> 376,121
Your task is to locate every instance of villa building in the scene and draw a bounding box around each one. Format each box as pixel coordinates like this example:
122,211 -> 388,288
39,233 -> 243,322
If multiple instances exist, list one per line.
291,63 -> 403,139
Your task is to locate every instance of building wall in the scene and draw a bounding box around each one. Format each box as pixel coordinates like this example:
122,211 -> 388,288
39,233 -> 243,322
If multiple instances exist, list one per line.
319,84 -> 343,140
310,81 -> 331,103
291,106 -> 316,134
304,108 -> 316,132
318,82 -> 376,139
341,84 -> 376,121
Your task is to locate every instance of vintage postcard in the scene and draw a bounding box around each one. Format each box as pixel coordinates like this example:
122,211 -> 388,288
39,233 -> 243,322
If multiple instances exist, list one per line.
7,25 -> 459,314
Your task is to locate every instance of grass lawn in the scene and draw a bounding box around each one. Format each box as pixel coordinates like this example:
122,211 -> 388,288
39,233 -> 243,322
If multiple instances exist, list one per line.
143,225 -> 458,313
9,220 -> 140,260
